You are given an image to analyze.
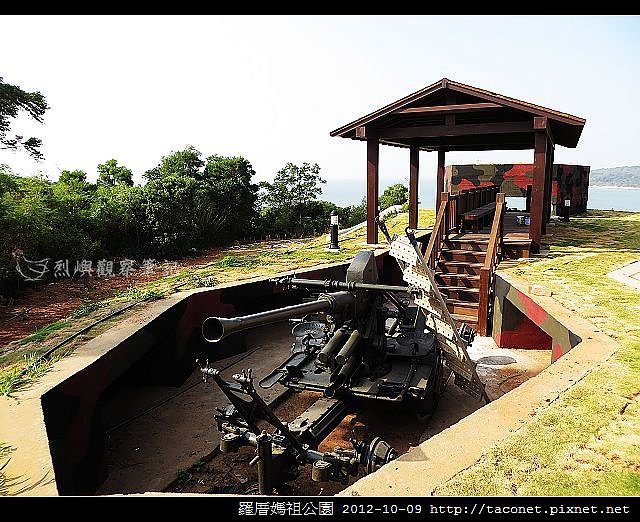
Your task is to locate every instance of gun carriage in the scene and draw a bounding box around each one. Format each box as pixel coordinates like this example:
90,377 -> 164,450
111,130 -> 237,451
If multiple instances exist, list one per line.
199,225 -> 487,494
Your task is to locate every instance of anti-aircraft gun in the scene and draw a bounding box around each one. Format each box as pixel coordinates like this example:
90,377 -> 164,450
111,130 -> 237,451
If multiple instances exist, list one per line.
199,227 -> 487,494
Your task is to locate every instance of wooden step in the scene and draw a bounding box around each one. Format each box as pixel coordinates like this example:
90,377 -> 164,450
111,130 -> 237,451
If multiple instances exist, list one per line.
437,261 -> 484,275
445,298 -> 479,316
440,249 -> 487,263
445,238 -> 489,252
450,312 -> 479,329
438,285 -> 480,302
502,242 -> 532,259
434,273 -> 481,288
503,238 -> 533,245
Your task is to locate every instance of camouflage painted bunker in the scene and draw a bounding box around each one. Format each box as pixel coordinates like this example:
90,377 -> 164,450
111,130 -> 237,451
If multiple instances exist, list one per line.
446,164 -> 590,216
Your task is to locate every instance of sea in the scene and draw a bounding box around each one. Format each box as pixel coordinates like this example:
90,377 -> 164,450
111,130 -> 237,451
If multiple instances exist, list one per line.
587,186 -> 640,212
323,182 -> 640,213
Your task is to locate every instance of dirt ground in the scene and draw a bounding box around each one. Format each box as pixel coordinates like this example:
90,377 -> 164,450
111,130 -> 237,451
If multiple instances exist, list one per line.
0,239 -> 299,348
166,389 -> 431,496
164,337 -> 551,497
0,256 -> 211,348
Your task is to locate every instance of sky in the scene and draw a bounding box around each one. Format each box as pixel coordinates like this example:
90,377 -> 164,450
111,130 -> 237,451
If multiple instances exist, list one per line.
1,15 -> 639,206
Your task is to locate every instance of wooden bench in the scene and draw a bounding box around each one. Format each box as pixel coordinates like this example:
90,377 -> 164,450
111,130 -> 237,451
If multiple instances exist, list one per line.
461,202 -> 496,233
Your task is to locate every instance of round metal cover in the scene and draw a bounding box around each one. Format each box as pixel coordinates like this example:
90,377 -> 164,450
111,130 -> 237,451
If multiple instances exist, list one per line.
292,321 -> 327,339
395,331 -> 435,350
477,355 -> 516,366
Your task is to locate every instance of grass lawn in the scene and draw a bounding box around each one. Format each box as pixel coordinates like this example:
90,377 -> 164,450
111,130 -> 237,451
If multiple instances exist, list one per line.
435,210 -> 640,495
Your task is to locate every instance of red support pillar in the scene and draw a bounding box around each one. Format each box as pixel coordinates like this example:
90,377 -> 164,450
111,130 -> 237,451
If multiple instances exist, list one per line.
409,146 -> 419,229
543,143 -> 555,228
435,150 -> 445,211
366,138 -> 379,244
530,124 -> 549,253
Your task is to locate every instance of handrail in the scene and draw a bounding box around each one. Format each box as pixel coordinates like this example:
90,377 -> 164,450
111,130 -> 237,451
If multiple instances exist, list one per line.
424,192 -> 450,269
426,186 -> 500,272
477,192 -> 506,335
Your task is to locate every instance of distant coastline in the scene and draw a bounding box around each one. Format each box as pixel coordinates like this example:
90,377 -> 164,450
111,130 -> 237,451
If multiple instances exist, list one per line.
589,166 -> 640,189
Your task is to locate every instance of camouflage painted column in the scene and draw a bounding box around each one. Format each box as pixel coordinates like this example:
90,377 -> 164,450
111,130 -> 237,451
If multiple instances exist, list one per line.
366,138 -> 379,244
492,276 -> 582,362
409,146 -> 419,229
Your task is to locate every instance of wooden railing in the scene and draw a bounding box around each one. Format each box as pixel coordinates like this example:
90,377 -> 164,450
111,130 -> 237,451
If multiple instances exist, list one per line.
424,186 -> 500,269
450,185 -> 499,230
424,192 -> 450,269
477,192 -> 506,336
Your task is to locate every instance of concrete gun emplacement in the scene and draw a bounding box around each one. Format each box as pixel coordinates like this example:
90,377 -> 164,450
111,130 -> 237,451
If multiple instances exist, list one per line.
199,246 -> 483,494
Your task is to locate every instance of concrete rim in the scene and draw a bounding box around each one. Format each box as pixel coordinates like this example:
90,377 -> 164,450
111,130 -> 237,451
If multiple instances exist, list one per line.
340,272 -> 619,496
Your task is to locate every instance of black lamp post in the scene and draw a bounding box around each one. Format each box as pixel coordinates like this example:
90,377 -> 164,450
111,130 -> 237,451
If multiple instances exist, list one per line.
329,210 -> 339,250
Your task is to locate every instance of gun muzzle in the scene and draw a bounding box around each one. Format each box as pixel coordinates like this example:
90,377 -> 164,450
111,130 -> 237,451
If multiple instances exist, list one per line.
202,291 -> 354,343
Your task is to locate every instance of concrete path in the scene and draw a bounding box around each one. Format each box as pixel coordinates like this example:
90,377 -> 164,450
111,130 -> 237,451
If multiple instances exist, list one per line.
607,260 -> 640,290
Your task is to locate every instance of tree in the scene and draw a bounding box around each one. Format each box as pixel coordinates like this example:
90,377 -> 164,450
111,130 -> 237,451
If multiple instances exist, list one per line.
140,148 -> 260,251
201,155 -> 259,241
0,164 -> 17,200
142,174 -> 200,256
97,159 -> 133,186
0,77 -> 48,159
54,169 -> 93,219
379,183 -> 408,210
339,197 -> 367,228
258,162 -> 327,237
59,169 -> 88,185
259,162 -> 325,210
144,146 -> 204,182
90,182 -> 144,255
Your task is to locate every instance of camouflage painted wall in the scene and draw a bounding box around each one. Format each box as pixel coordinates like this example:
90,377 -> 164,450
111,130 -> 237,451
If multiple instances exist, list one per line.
552,164 -> 590,214
492,276 -> 582,362
445,164 -> 534,197
445,164 -> 590,215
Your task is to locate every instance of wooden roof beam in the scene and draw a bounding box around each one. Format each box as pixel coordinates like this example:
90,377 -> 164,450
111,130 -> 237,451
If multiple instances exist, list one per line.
423,142 -> 532,152
373,120 -> 533,140
394,102 -> 502,115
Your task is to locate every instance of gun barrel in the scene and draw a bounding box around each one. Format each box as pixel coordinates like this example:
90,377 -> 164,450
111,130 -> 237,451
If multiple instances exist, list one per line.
202,291 -> 354,343
289,278 -> 410,294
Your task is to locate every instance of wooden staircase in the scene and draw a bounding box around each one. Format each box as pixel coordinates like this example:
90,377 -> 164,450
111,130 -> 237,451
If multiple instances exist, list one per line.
424,188 -> 506,336
435,238 -> 486,330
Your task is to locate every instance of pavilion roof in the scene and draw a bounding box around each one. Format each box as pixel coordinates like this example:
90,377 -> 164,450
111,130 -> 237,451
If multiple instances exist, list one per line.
330,78 -> 586,150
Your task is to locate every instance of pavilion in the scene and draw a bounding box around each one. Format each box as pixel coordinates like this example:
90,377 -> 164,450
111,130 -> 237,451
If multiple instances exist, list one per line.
330,78 -> 586,253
